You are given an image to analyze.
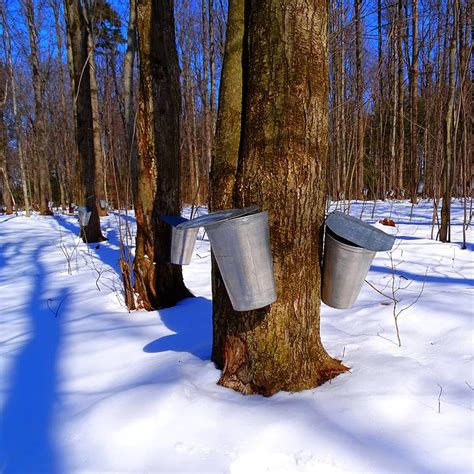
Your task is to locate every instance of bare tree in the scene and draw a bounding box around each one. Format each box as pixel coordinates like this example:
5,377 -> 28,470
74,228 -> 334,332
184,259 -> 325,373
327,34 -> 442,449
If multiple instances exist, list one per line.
1,2 -> 30,216
439,0 -> 459,242
133,0 -> 192,310
23,0 -> 52,214
0,63 -> 14,214
64,0 -> 106,242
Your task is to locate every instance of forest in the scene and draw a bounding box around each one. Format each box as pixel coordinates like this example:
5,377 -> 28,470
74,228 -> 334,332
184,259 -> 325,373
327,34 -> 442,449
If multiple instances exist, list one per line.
0,0 -> 472,394
0,1 -> 473,471
0,0 -> 471,218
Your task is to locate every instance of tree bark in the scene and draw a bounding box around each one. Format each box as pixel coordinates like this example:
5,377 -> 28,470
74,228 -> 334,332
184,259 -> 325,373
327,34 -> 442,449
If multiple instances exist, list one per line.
210,0 -> 245,368
82,3 -> 107,217
215,0 -> 347,396
397,0 -> 405,195
51,0 -> 72,207
409,0 -> 419,203
64,0 -> 105,243
354,0 -> 364,199
0,84 -> 14,214
133,0 -> 192,310
1,4 -> 30,216
439,0 -> 458,242
24,0 -> 52,215
124,0 -> 137,147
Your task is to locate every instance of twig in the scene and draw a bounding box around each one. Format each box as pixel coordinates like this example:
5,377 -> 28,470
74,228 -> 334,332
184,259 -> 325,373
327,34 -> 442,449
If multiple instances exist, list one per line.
437,384 -> 443,414
47,295 -> 68,318
365,279 -> 398,302
387,245 -> 428,346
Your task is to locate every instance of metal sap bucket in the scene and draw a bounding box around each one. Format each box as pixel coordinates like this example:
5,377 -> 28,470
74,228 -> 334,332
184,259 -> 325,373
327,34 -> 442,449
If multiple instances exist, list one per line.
77,206 -> 92,227
160,215 -> 199,265
322,211 -> 396,309
177,206 -> 275,311
205,211 -> 276,311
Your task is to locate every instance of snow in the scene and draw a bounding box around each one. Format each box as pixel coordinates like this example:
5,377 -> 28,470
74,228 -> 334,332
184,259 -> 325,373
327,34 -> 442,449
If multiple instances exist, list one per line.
0,200 -> 472,474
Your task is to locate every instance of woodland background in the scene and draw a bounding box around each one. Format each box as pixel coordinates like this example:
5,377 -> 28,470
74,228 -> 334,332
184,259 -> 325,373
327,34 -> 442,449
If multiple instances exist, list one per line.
0,0 -> 471,217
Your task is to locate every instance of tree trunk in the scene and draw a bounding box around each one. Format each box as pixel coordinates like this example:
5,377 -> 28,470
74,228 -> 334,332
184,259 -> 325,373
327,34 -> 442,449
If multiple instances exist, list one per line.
439,0 -> 458,242
133,0 -> 192,310
51,0 -> 71,207
208,0 -> 216,136
81,3 -> 107,217
201,0 -> 212,203
397,0 -> 405,195
24,0 -> 52,215
64,0 -> 105,243
409,0 -> 419,203
354,0 -> 364,199
340,0 -> 347,198
215,0 -> 347,396
64,1 -> 81,204
210,0 -> 245,368
389,7 -> 399,194
3,10 -> 30,217
123,0 -> 137,203
124,0 -> 137,144
0,94 -> 14,215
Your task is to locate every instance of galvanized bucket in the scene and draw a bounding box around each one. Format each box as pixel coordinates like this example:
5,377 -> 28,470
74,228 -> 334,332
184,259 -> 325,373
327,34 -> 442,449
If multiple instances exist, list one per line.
160,215 -> 198,265
170,226 -> 199,265
321,229 -> 376,309
77,206 -> 92,227
205,211 -> 276,312
177,206 -> 260,231
322,212 -> 395,309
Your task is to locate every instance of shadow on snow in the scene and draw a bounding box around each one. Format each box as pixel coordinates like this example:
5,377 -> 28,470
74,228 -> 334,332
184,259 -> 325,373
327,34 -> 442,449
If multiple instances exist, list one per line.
143,297 -> 212,361
0,246 -> 68,474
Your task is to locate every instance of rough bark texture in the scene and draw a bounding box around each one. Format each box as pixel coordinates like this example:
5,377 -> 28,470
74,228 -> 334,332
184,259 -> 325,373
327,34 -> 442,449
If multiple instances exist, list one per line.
86,17 -> 108,217
397,0 -> 405,194
0,85 -> 14,214
354,0 -> 364,199
64,0 -> 105,243
51,0 -> 71,208
133,0 -> 192,310
123,0 -> 137,145
439,0 -> 457,242
24,0 -> 52,215
409,0 -> 419,204
216,0 -> 347,396
210,0 -> 245,368
2,5 -> 30,216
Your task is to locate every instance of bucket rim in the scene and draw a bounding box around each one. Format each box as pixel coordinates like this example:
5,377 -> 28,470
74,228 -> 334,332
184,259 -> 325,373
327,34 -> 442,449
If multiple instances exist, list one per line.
160,215 -> 189,227
325,230 -> 376,254
325,211 -> 396,251
205,209 -> 268,230
176,205 -> 260,230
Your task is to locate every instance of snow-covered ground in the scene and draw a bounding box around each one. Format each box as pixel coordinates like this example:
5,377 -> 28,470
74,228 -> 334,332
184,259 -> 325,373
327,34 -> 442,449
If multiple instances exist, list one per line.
0,200 -> 472,474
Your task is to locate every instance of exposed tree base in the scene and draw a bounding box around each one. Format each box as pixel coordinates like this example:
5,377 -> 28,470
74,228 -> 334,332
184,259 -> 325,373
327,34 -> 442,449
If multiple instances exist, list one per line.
133,257 -> 194,311
218,346 -> 348,397
210,257 -> 234,369
120,258 -> 136,311
80,227 -> 107,244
